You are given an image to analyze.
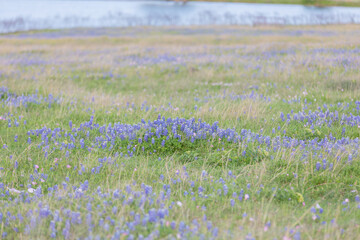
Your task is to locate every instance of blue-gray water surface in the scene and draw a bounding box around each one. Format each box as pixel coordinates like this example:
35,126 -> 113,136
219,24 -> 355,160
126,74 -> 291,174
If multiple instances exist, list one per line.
1,0 -> 360,33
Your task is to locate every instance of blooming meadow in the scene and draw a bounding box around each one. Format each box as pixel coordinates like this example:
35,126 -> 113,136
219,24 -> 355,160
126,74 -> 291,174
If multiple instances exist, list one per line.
0,25 -> 360,239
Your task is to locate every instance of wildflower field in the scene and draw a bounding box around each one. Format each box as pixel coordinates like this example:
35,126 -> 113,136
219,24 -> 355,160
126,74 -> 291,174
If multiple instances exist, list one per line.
0,25 -> 360,239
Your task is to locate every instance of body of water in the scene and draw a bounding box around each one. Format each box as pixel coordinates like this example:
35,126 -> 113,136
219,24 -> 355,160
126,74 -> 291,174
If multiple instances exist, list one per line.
1,0 -> 360,33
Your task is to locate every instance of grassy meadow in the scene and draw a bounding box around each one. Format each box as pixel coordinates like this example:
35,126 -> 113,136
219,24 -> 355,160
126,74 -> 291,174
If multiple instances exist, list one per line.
0,25 -> 360,239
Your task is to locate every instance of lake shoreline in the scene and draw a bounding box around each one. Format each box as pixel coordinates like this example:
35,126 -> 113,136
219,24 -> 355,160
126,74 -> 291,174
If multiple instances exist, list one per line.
1,0 -> 360,34
181,0 -> 360,8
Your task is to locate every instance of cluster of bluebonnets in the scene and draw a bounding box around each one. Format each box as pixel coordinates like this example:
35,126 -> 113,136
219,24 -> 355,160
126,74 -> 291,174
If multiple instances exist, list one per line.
20,108 -> 358,163
281,102 -> 360,128
0,87 -> 61,108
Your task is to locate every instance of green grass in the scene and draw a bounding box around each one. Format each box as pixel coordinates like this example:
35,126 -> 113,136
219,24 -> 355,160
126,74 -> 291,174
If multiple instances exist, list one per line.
0,25 -> 359,239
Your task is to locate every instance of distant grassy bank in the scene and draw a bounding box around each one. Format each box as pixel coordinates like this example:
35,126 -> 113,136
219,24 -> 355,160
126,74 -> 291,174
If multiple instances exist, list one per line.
186,0 -> 360,7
